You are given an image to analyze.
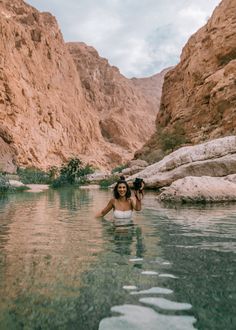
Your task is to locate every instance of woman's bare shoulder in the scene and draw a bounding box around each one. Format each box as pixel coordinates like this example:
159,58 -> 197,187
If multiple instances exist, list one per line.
109,198 -> 115,206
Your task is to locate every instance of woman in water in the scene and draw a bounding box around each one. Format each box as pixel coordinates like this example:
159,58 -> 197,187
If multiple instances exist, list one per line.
96,176 -> 144,226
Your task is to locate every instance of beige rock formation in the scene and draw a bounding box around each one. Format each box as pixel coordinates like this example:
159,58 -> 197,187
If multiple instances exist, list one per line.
0,0 -> 106,171
121,159 -> 148,176
138,0 -> 236,161
67,42 -> 165,152
0,0 -> 166,172
158,175 -> 236,203
0,137 -> 17,173
131,68 -> 170,110
127,136 -> 236,188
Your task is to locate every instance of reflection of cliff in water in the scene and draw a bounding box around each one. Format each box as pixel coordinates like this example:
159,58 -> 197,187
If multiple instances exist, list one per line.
52,187 -> 91,212
0,188 -> 105,330
144,193 -> 236,234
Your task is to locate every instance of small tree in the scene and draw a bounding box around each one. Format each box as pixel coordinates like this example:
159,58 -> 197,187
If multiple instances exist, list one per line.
60,158 -> 82,184
52,157 -> 94,187
159,123 -> 186,152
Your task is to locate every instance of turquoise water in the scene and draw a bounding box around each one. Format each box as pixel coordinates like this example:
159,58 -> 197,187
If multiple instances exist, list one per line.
0,188 -> 235,330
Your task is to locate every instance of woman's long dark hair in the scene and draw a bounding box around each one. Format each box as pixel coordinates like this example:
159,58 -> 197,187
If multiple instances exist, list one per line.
113,176 -> 131,199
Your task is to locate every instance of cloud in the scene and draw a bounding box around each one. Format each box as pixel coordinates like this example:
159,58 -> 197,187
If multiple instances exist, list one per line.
26,0 -> 221,77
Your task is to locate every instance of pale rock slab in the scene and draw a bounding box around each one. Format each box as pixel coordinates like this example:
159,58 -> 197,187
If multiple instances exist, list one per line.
128,136 -> 236,188
158,175 -> 236,203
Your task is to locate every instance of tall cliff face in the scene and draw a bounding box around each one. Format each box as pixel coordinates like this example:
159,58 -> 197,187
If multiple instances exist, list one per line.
0,0 -> 165,172
0,0 -> 106,171
67,42 -> 165,152
138,0 -> 236,162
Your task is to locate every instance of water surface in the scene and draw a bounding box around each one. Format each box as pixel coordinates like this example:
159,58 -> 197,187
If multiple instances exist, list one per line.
0,188 -> 235,329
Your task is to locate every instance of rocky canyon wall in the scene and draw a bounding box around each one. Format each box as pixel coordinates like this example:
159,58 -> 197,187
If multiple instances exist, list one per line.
137,0 -> 236,163
67,42 -> 165,153
0,0 -> 105,171
0,0 -> 165,172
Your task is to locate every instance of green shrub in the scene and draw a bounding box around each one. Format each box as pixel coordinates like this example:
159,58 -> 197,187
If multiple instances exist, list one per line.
17,167 -> 53,184
0,173 -> 10,193
159,123 -> 186,152
111,164 -> 127,174
99,175 -> 118,188
51,158 -> 94,188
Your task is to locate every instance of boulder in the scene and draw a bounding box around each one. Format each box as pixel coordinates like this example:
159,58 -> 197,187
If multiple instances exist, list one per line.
158,175 -> 236,203
9,179 -> 25,187
127,159 -> 148,168
86,171 -> 110,183
122,165 -> 146,176
127,136 -> 236,188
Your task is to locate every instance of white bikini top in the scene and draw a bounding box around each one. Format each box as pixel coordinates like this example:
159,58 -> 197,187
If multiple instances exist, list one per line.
113,199 -> 133,222
113,209 -> 133,219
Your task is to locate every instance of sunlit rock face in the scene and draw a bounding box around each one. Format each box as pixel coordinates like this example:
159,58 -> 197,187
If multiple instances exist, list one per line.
127,136 -> 236,188
0,0 -> 166,172
67,42 -> 166,153
0,0 -> 108,170
138,0 -> 236,161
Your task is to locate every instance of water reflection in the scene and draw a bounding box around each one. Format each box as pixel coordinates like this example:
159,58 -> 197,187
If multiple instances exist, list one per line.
0,189 -> 235,329
104,223 -> 145,257
57,187 -> 91,212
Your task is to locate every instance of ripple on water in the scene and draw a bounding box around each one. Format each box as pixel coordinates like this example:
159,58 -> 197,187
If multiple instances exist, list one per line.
129,258 -> 143,262
123,285 -> 138,290
130,287 -> 173,295
99,304 -> 196,330
141,271 -> 158,275
139,297 -> 192,311
159,273 -> 178,279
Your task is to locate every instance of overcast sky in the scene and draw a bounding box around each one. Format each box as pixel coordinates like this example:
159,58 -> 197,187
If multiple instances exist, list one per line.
26,0 -> 221,78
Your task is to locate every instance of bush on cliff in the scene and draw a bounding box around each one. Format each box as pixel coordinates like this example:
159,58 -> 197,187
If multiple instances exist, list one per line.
159,123 -> 187,152
51,158 -> 94,188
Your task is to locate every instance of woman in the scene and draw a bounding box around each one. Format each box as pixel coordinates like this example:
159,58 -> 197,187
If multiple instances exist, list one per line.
96,176 -> 144,226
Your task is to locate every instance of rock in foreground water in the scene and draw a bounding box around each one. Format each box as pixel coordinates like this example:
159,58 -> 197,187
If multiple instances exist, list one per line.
158,175 -> 236,203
